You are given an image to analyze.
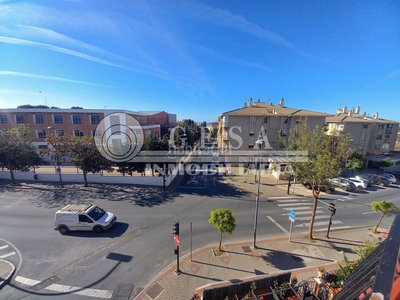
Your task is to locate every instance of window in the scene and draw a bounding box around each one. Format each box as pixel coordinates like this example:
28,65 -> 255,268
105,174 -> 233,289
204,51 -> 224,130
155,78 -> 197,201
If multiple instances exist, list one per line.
249,132 -> 255,136
249,117 -> 256,124
90,115 -> 100,124
91,130 -> 102,138
360,136 -> 365,141
280,129 -> 287,137
248,145 -> 254,149
55,130 -> 65,136
35,115 -> 44,124
0,114 -> 7,124
53,115 -> 63,124
263,117 -> 268,123
385,134 -> 391,139
15,115 -> 24,124
79,215 -> 93,223
72,115 -> 82,124
362,124 -> 368,129
37,130 -> 46,138
73,130 -> 84,137
378,125 -> 384,130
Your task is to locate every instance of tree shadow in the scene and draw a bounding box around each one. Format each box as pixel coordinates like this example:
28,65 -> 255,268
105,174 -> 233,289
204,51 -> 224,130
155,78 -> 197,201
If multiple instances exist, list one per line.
261,250 -> 307,270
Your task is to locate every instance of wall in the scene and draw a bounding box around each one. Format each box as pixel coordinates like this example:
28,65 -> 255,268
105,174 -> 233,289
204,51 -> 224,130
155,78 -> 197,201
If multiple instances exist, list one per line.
0,164 -> 181,186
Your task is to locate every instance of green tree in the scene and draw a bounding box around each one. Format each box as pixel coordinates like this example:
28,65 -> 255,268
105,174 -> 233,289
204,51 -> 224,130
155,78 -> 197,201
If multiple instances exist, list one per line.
346,153 -> 365,175
286,119 -> 353,239
0,125 -> 43,184
208,208 -> 236,251
211,127 -> 218,138
380,157 -> 392,169
47,135 -> 113,187
371,200 -> 399,232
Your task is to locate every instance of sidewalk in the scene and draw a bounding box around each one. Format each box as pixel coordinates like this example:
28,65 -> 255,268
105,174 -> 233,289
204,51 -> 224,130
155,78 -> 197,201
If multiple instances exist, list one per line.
134,227 -> 386,300
0,259 -> 15,290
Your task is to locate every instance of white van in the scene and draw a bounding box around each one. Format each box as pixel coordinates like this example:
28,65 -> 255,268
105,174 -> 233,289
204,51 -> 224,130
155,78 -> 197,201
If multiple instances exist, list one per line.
54,204 -> 117,235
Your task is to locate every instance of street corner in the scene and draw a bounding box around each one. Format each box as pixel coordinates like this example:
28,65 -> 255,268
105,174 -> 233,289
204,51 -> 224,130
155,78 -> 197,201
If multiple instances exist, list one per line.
0,259 -> 16,289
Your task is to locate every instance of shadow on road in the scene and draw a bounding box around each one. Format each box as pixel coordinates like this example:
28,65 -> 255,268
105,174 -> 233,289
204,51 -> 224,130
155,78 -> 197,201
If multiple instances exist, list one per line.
63,222 -> 129,238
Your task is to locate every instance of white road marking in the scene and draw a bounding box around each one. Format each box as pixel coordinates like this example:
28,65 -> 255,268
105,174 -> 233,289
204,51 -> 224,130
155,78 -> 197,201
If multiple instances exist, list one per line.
362,211 -> 376,215
283,206 -> 312,211
0,245 -> 9,250
273,199 -> 310,203
15,276 -> 41,286
313,226 -> 352,232
267,216 -> 289,234
295,220 -> 343,227
280,210 -> 324,216
0,251 -> 16,258
15,276 -> 113,299
296,215 -> 330,221
46,284 -> 113,299
277,203 -> 312,207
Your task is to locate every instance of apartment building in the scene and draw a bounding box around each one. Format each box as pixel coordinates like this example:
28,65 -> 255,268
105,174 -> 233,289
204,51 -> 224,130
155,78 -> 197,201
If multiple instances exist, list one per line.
326,106 -> 399,156
218,98 -> 332,152
0,108 -> 170,148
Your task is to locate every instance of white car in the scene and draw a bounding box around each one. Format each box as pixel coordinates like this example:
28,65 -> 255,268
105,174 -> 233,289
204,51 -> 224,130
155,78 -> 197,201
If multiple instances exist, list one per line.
347,177 -> 368,189
381,173 -> 397,183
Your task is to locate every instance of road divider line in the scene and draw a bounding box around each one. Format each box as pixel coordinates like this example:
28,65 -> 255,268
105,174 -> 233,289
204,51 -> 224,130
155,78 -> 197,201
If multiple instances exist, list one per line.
267,216 -> 289,234
45,284 -> 113,299
0,251 -> 16,258
15,276 -> 41,286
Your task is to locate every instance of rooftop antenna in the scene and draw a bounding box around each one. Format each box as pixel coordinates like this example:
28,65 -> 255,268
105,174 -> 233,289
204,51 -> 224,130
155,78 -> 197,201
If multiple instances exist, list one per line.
39,91 -> 47,106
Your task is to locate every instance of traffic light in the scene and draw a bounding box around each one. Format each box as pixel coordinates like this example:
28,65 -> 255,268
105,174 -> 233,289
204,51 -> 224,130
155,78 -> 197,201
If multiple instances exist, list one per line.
174,249 -> 178,255
328,202 -> 336,215
173,222 -> 179,236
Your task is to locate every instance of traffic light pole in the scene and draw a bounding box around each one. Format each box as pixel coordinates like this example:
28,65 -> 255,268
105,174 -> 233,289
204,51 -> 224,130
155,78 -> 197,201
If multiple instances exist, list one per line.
326,202 -> 336,238
175,246 -> 181,275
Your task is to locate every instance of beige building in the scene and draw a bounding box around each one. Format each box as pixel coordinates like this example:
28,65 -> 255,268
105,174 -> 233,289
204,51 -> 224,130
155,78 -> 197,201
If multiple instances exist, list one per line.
217,98 -> 332,152
326,106 -> 399,156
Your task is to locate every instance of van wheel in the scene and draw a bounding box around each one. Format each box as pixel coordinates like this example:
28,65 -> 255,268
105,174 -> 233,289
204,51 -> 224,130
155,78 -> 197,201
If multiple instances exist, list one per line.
93,226 -> 103,233
59,226 -> 69,235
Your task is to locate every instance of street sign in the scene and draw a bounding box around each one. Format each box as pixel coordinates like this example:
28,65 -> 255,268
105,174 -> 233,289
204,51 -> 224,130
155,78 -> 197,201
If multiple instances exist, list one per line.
288,210 -> 296,222
174,234 -> 180,246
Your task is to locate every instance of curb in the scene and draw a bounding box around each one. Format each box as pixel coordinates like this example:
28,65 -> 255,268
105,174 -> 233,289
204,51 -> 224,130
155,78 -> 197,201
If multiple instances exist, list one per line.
0,259 -> 15,290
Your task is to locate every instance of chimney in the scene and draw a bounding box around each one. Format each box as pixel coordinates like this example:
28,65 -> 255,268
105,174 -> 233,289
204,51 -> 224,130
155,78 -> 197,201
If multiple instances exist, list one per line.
248,98 -> 253,107
348,110 -> 353,117
355,105 -> 360,114
244,102 -> 247,108
363,111 -> 366,117
278,98 -> 284,107
257,99 -> 260,102
343,106 -> 347,113
374,112 -> 379,119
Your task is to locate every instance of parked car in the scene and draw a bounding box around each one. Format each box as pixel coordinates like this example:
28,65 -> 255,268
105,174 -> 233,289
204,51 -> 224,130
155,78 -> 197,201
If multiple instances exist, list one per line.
380,173 -> 397,183
347,177 -> 369,189
360,174 -> 390,187
329,178 -> 356,191
354,175 -> 373,187
386,171 -> 400,180
302,182 -> 335,194
356,174 -> 377,185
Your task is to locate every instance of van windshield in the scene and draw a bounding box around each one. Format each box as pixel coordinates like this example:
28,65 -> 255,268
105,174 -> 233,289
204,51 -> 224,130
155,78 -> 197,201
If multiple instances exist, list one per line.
87,206 -> 106,221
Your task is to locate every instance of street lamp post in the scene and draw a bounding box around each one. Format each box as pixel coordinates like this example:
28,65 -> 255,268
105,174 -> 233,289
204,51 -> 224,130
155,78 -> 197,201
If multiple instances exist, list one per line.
48,126 -> 63,187
252,136 -> 264,249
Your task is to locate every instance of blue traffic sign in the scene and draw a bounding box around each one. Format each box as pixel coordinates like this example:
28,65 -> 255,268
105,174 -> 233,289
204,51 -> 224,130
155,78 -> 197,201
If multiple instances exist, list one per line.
288,210 -> 296,222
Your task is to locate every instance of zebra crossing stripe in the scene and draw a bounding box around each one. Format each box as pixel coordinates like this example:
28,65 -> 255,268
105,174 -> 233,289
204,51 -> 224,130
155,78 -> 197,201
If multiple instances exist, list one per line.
295,220 -> 343,227
0,251 -> 16,258
277,203 -> 312,207
296,215 -> 330,221
283,206 -> 312,211
0,245 -> 9,250
15,276 -> 41,286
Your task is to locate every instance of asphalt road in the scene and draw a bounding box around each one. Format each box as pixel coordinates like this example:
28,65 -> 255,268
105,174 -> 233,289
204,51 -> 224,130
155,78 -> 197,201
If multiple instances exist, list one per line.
0,171 -> 399,300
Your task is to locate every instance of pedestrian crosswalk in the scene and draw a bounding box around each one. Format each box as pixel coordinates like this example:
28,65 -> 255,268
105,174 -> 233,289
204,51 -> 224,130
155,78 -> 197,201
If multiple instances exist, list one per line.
0,243 -> 16,259
273,197 -> 344,230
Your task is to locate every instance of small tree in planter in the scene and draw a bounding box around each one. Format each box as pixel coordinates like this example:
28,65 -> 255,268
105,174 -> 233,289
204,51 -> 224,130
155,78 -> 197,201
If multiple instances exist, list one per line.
208,208 -> 236,252
371,200 -> 399,233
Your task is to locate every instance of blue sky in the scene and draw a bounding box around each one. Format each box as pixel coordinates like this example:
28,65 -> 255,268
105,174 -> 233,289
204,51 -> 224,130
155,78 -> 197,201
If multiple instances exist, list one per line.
0,0 -> 399,123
